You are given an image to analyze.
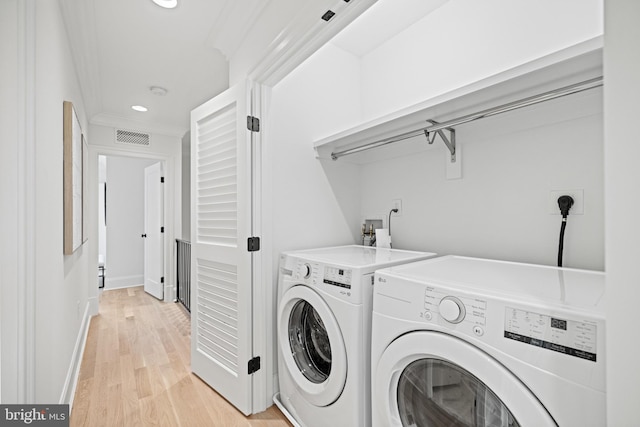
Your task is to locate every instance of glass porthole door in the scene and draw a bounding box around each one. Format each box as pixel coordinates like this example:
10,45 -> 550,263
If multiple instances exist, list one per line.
374,332 -> 557,427
288,299 -> 333,384
278,285 -> 347,407
397,359 -> 519,427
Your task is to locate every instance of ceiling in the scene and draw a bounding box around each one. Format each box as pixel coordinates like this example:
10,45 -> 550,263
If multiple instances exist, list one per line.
330,0 -> 449,57
60,0 -> 269,137
59,0 -> 448,139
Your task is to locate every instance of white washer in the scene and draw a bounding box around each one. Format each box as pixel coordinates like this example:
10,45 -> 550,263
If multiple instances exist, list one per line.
276,245 -> 437,427
371,255 -> 606,427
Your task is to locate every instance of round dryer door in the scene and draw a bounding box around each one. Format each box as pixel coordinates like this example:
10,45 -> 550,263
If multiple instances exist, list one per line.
278,285 -> 347,407
374,332 -> 557,427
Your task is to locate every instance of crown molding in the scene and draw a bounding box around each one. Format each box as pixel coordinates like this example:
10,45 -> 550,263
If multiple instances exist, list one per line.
58,0 -> 103,119
206,0 -> 268,61
248,0 -> 378,86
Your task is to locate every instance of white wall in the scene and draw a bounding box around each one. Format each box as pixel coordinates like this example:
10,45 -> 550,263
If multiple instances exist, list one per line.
105,156 -> 158,289
260,0 -> 605,404
359,0 -> 603,121
1,0 -> 96,404
309,0 -> 606,270
269,43 -> 363,260
604,1 -> 640,424
359,91 -> 603,270
0,0 -> 21,402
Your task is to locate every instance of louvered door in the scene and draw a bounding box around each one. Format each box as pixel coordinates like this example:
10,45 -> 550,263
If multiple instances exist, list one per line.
190,82 -> 253,415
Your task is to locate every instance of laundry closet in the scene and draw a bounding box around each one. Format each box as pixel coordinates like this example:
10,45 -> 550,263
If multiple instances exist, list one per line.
262,0 -> 604,413
267,0 -> 603,272
189,0 -> 606,418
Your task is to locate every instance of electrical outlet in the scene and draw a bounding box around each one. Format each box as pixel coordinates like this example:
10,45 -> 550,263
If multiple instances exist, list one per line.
549,189 -> 584,215
392,199 -> 403,216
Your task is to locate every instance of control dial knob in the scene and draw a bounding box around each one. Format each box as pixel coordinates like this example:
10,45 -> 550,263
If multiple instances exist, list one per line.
439,296 -> 466,324
300,263 -> 311,279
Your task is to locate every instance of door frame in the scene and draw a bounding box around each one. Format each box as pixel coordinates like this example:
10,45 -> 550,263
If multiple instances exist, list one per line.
245,0 -> 378,412
88,146 -> 176,304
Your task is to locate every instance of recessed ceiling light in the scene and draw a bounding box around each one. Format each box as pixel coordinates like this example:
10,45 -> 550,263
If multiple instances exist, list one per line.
131,105 -> 148,112
152,0 -> 177,9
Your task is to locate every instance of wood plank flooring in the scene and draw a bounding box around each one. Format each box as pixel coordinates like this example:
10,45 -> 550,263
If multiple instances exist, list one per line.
71,286 -> 292,427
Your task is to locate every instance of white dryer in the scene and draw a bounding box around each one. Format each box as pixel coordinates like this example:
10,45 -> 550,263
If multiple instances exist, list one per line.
276,245 -> 437,427
371,255 -> 605,427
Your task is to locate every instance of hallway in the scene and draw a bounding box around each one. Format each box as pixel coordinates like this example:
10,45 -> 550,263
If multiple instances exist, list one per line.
70,287 -> 291,426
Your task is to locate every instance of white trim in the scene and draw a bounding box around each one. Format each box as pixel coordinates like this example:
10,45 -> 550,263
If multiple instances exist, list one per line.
249,81 -> 267,413
88,145 -> 177,316
248,0 -> 377,86
88,296 -> 99,317
206,0 -> 268,61
57,0 -> 103,123
104,275 -> 144,290
260,84 -> 274,411
164,283 -> 175,303
244,0 -> 378,411
17,0 -> 36,403
60,301 -> 92,407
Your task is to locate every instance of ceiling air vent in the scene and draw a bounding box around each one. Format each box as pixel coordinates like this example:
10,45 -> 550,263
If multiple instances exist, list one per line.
115,129 -> 150,146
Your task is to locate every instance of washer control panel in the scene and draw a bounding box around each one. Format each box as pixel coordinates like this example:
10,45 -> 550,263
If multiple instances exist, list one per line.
504,307 -> 598,362
422,287 -> 487,329
323,266 -> 352,289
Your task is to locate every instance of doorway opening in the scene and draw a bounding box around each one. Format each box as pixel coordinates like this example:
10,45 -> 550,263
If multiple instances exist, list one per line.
98,154 -> 165,300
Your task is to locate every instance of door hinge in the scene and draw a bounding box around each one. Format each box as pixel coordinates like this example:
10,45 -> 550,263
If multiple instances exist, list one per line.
161,276 -> 164,283
247,115 -> 260,132
248,356 -> 261,375
247,237 -> 260,252
160,176 -> 164,183
161,226 -> 164,233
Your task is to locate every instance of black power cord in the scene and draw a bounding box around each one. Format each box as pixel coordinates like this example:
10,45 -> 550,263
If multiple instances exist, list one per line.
389,208 -> 398,248
557,195 -> 574,267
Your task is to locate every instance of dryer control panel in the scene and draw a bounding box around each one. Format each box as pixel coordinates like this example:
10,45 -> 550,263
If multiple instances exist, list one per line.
423,287 -> 487,329
504,307 -> 598,362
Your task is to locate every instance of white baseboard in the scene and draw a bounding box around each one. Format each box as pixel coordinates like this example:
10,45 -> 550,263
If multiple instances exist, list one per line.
60,301 -> 92,407
88,296 -> 99,316
104,275 -> 143,289
164,284 -> 175,302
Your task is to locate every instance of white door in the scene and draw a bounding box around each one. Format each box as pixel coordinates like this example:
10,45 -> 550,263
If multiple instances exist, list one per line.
190,82 -> 254,415
373,332 -> 557,427
143,162 -> 164,300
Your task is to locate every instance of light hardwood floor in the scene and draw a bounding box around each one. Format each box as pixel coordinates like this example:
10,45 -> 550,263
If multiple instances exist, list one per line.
70,286 -> 292,427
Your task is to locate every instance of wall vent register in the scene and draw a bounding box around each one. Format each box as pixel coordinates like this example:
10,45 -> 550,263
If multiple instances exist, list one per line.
115,129 -> 151,146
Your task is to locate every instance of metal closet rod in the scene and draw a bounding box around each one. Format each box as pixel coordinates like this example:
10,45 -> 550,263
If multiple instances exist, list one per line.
331,76 -> 603,160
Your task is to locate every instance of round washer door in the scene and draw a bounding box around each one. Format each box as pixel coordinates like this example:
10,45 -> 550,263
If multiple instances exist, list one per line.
278,285 -> 347,407
374,332 -> 557,427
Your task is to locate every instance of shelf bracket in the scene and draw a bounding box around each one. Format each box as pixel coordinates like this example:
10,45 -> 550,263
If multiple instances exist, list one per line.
425,120 -> 456,163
